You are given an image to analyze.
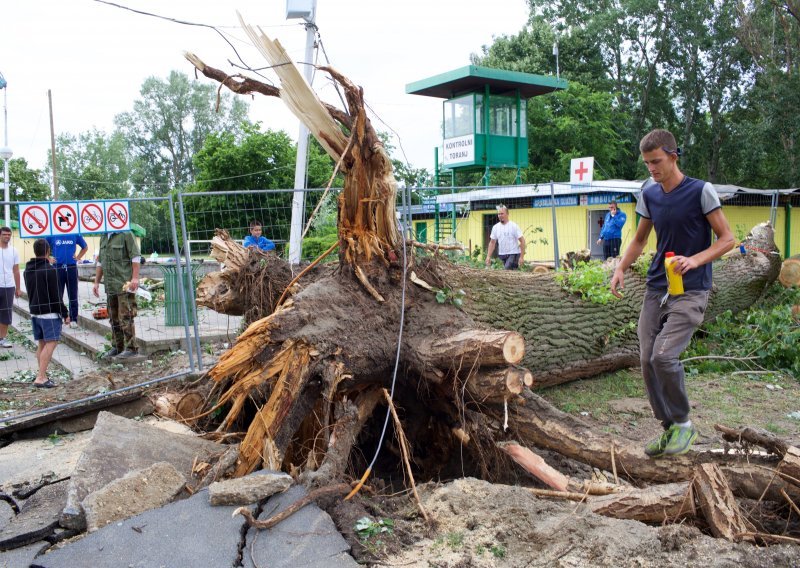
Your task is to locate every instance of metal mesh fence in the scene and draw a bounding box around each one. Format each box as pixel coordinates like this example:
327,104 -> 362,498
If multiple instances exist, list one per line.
408,184 -> 797,265
0,197 -> 196,423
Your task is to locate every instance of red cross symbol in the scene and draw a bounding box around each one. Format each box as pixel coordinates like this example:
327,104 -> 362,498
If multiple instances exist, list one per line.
574,161 -> 589,181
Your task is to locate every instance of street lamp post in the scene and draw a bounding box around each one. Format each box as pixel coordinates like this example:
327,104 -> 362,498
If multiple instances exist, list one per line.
0,72 -> 10,228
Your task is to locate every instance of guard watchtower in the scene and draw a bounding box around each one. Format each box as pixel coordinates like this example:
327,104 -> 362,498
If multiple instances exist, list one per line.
406,65 -> 567,184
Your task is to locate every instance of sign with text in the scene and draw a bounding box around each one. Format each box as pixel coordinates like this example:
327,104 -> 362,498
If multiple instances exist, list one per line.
442,135 -> 475,167
18,200 -> 130,238
570,157 -> 594,186
19,203 -> 51,238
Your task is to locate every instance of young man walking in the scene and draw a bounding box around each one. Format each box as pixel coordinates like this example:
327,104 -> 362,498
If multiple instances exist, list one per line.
0,226 -> 21,348
610,129 -> 735,457
24,239 -> 70,388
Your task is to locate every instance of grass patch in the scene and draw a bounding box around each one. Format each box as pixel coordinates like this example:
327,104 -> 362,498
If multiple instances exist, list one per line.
542,368 -> 645,417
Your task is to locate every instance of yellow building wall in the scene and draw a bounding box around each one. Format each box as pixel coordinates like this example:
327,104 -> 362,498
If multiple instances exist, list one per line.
428,202 -> 794,262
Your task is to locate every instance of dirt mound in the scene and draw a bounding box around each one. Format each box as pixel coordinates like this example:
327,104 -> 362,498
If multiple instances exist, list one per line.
362,478 -> 800,567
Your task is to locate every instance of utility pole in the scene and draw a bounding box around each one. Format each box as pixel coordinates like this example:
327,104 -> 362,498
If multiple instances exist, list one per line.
0,72 -> 11,228
49,90 -> 58,199
286,0 -> 318,264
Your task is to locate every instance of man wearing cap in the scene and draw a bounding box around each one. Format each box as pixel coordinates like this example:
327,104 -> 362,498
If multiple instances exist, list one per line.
610,129 -> 734,458
92,231 -> 141,360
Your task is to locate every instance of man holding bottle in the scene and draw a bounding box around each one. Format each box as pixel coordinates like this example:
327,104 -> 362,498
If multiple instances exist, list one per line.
610,129 -> 734,458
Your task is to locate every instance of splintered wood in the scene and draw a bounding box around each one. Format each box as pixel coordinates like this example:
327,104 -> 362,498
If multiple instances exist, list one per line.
693,463 -> 755,542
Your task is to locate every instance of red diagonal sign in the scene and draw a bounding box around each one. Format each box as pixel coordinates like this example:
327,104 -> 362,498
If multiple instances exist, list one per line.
22,205 -> 49,236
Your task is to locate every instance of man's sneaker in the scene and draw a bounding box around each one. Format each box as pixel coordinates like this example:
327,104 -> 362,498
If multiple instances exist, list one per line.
0,338 -> 12,348
101,347 -> 121,360
114,349 -> 139,360
664,425 -> 698,456
644,426 -> 676,458
69,321 -> 79,329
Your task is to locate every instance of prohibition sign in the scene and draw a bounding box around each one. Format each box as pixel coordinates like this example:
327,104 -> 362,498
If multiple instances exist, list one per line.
81,203 -> 104,232
52,204 -> 78,234
22,205 -> 49,236
107,202 -> 129,230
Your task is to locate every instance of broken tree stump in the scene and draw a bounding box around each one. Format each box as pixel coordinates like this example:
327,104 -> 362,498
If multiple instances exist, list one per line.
692,463 -> 755,542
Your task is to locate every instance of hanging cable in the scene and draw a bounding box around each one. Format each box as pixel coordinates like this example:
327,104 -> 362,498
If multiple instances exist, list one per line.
346,204 -> 409,500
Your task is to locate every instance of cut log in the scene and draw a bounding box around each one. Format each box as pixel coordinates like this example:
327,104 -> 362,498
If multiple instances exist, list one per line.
779,446 -> 800,488
692,463 -> 755,542
588,482 -> 695,523
465,368 -> 529,403
152,392 -> 204,425
416,329 -> 525,369
497,441 -> 569,491
778,254 -> 800,288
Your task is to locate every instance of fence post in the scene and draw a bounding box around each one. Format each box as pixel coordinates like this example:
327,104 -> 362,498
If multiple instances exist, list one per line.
177,192 -> 204,371
167,194 -> 195,373
786,202 -> 793,258
550,181 -> 560,271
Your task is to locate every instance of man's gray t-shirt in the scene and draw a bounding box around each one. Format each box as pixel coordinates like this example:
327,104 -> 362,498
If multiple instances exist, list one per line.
636,177 -> 721,291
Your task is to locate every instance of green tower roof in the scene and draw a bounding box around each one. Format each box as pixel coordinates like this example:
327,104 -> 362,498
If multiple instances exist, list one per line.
406,65 -> 567,99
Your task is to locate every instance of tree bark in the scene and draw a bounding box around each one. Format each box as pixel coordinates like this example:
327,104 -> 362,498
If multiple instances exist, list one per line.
693,463 -> 755,542
588,482 -> 695,523
442,222 -> 781,387
779,254 -> 800,288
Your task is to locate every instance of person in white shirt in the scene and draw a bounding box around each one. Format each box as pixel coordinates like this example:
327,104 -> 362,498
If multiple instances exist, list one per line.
485,206 -> 526,270
0,226 -> 21,348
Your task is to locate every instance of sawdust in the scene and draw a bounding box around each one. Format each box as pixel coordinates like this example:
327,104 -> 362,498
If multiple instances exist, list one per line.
344,478 -> 800,567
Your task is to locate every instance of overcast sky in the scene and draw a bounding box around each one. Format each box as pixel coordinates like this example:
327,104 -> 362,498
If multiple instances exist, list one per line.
1,0 -> 538,180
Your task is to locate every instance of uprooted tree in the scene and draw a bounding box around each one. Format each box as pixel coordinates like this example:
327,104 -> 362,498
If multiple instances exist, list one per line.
184,18 -> 798,541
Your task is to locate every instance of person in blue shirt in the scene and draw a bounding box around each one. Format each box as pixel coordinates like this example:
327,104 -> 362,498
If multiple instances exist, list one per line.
242,220 -> 276,252
46,234 -> 88,329
596,201 -> 627,259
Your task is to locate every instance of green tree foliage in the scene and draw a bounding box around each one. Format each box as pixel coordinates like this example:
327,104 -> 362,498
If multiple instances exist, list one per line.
52,129 -> 132,200
114,71 -> 249,193
469,0 -> 798,188
185,123 -> 337,248
7,157 -> 50,202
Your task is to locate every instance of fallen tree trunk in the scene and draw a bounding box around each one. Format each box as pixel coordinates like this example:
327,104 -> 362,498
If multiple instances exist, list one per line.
588,482 -> 695,523
185,21 -> 794,547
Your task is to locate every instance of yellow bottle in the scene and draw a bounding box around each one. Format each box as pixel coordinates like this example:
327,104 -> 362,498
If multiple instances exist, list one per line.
664,252 -> 684,296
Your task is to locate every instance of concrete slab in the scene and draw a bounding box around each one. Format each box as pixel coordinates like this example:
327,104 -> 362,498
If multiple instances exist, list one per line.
243,485 -> 358,568
83,462 -> 186,532
0,540 -> 50,568
33,489 -> 249,568
0,432 -> 91,494
0,481 -> 68,552
60,412 -> 225,530
208,470 -> 292,506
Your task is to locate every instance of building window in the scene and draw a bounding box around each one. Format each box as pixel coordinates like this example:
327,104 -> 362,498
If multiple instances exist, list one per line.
444,95 -> 476,138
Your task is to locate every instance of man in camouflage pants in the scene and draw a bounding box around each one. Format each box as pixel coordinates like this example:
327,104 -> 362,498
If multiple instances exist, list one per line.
93,231 -> 141,360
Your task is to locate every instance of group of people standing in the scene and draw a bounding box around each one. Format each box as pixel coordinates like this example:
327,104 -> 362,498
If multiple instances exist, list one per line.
0,228 -> 141,388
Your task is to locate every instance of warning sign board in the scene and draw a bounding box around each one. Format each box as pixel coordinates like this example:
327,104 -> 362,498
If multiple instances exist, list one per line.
79,202 -> 105,233
19,204 -> 51,238
18,200 -> 133,238
52,203 -> 79,235
105,201 -> 130,231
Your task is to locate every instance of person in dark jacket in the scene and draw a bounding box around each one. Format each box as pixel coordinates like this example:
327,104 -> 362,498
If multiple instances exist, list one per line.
24,239 -> 69,388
